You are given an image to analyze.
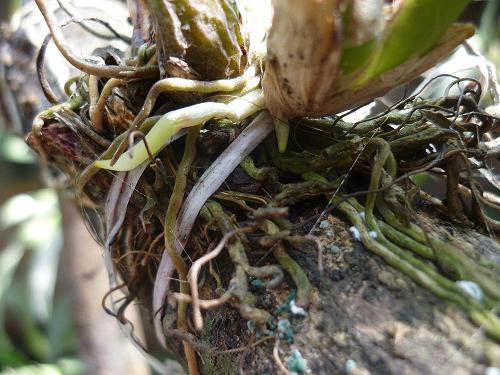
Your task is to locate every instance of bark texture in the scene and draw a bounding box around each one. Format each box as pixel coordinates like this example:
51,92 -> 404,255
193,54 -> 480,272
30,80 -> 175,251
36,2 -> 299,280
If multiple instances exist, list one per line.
196,211 -> 500,375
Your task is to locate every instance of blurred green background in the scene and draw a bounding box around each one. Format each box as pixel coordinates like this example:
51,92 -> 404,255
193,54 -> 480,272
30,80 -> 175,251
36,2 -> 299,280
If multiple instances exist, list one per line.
0,1 -> 131,374
0,0 -> 164,372
0,111 -> 82,375
1,0 -> 80,371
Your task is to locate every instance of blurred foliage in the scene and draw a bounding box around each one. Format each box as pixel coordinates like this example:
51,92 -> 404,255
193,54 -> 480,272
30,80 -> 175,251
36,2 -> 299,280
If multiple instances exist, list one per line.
479,0 -> 500,69
0,127 -> 82,374
0,134 -> 35,165
0,0 -> 21,22
0,0 -> 81,371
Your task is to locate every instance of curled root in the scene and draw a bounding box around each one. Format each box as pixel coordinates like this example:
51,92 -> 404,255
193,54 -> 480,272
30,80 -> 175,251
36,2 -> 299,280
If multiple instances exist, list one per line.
188,227 -> 254,330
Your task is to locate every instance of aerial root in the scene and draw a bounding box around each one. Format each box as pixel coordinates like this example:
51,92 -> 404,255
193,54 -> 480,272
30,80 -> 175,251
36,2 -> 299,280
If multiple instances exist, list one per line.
127,130 -> 155,163
323,133 -> 500,340
171,292 -> 234,310
132,65 -> 258,128
204,202 -> 273,328
29,25 -> 500,369
273,339 -> 292,375
94,89 -> 265,171
34,0 -> 159,79
162,127 -> 201,375
37,33 -> 60,105
338,199 -> 500,341
259,220 -> 312,307
91,78 -> 123,133
183,198 -> 315,333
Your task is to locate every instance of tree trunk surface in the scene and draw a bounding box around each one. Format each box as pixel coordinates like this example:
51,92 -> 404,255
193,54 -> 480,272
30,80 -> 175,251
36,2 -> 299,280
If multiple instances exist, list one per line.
197,209 -> 500,375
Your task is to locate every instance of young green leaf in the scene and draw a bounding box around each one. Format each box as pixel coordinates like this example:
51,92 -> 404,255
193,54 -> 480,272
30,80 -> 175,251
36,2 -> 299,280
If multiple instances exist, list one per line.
356,0 -> 470,85
339,0 -> 383,75
319,23 -> 475,116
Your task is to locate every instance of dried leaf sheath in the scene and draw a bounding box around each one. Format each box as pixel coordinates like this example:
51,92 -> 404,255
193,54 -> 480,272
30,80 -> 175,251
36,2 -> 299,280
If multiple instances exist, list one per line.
263,0 -> 473,119
127,0 -> 154,52
263,0 -> 343,118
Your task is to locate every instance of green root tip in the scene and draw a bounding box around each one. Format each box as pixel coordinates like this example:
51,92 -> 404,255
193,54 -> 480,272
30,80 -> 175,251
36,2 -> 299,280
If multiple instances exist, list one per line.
274,118 -> 290,153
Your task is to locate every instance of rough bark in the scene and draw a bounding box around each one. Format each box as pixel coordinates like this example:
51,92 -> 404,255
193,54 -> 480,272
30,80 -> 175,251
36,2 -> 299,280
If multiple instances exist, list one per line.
196,211 -> 500,375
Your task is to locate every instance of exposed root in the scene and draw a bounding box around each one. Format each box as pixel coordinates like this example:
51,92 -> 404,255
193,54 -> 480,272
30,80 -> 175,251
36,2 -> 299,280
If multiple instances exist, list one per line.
95,89 -> 265,171
273,339 -> 291,375
28,5 -> 500,371
34,0 -> 159,79
260,220 -> 311,307
37,33 -> 60,105
163,127 -> 201,375
91,78 -> 123,133
188,227 -> 254,330
132,65 -> 258,128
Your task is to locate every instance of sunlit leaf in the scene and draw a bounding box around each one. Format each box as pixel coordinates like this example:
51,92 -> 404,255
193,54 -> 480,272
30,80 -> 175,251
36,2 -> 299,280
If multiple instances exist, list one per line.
46,298 -> 77,360
357,0 -> 470,85
321,24 -> 475,115
0,345 -> 28,368
263,0 -> 473,123
28,233 -> 62,323
0,195 -> 37,229
339,0 -> 383,74
4,282 -> 51,360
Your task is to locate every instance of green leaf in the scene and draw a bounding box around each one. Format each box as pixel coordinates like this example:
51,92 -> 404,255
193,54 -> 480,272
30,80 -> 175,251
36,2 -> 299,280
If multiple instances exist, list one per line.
320,23 -> 474,115
0,345 -> 29,368
0,133 -> 36,164
0,363 -> 62,375
0,244 -> 24,302
46,297 -> 77,359
357,0 -> 470,85
339,0 -> 383,74
0,244 -> 29,368
340,39 -> 376,74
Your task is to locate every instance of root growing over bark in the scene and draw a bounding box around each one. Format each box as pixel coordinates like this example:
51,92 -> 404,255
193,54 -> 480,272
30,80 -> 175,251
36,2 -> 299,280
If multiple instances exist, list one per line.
26,1 -> 500,373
